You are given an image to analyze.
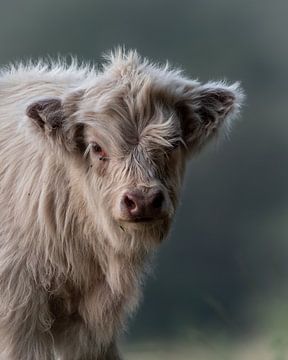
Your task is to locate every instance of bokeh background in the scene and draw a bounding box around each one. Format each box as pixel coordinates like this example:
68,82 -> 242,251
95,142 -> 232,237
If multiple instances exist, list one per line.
1,0 -> 288,358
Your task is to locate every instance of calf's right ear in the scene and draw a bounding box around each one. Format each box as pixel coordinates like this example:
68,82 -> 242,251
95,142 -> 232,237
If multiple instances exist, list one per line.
26,90 -> 86,152
26,90 -> 88,155
26,98 -> 64,134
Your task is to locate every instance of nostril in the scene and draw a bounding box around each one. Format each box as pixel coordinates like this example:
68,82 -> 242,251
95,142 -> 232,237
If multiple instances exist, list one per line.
151,191 -> 164,209
121,189 -> 165,220
124,195 -> 137,211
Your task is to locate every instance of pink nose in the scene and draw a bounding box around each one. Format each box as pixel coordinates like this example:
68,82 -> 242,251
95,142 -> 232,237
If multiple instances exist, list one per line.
121,188 -> 165,221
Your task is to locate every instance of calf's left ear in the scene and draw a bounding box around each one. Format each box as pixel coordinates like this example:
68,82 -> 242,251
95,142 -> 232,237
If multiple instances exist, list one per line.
176,81 -> 244,153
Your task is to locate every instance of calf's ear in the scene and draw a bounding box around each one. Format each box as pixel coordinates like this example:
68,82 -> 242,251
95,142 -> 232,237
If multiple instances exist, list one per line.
26,98 -> 63,133
176,81 -> 244,153
26,90 -> 86,152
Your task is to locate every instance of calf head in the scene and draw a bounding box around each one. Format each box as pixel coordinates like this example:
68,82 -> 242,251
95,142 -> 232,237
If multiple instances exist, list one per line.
26,50 -> 243,253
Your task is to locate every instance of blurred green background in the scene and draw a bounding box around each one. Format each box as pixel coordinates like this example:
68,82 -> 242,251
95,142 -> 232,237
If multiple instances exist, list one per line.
1,0 -> 288,358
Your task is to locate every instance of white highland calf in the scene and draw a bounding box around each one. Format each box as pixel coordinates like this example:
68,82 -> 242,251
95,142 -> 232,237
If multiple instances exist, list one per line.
0,50 -> 243,360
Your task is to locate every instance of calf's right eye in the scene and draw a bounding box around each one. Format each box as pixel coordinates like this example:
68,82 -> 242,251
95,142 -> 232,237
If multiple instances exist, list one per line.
91,142 -> 108,160
92,143 -> 102,153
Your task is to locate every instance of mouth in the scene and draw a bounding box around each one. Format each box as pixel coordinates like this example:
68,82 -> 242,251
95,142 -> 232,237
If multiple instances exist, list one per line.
125,217 -> 155,223
118,216 -> 167,226
117,216 -> 171,241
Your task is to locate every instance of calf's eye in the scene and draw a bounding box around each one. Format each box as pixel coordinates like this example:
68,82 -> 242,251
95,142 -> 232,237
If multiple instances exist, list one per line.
168,140 -> 182,153
91,142 -> 108,160
92,143 -> 102,154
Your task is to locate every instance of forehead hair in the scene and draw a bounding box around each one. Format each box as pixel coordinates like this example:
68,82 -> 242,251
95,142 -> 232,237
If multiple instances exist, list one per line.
80,57 -> 183,158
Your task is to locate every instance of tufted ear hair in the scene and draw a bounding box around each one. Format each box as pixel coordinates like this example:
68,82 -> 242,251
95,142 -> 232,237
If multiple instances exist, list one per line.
176,81 -> 244,153
26,90 -> 86,152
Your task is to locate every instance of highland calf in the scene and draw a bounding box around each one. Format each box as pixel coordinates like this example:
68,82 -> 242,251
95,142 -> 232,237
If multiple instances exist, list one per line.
0,50 -> 243,359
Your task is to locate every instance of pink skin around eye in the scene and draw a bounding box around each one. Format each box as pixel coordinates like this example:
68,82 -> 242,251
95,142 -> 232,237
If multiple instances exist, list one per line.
99,149 -> 107,159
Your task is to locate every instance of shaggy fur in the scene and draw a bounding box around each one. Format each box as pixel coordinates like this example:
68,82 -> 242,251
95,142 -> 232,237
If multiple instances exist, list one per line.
0,49 -> 243,360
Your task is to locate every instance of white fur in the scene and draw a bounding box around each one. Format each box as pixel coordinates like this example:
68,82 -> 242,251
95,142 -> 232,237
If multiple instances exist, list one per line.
0,49 -> 243,360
